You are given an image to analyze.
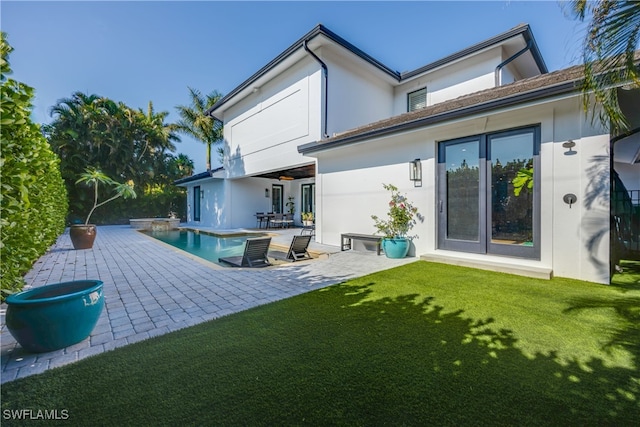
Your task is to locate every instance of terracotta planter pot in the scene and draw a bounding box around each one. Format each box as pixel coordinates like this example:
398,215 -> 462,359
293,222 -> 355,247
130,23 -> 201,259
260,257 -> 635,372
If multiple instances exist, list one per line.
69,224 -> 97,250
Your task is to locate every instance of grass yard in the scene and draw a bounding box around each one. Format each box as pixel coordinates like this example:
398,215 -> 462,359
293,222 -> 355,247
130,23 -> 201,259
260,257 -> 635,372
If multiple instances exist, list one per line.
1,261 -> 639,426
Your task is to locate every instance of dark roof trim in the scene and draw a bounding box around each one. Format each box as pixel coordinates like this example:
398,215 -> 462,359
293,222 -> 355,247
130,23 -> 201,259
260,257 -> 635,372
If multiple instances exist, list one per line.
205,24 -> 399,119
173,167 -> 224,185
206,24 -> 544,119
298,78 -> 579,155
400,23 -> 547,80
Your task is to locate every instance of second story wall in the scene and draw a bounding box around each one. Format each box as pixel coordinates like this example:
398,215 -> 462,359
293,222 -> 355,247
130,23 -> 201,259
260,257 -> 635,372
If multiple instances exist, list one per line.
323,47 -> 395,136
222,57 -> 322,178
392,47 -> 503,115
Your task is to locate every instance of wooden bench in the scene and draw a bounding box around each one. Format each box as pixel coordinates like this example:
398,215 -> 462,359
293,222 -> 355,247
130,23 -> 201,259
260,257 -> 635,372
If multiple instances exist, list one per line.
340,233 -> 382,255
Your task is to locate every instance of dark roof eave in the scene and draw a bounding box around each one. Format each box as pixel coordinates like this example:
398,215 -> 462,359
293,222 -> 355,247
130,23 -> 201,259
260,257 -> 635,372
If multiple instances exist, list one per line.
173,167 -> 224,186
206,24 -> 542,119
298,80 -> 578,155
400,24 -> 547,80
205,24 -> 400,119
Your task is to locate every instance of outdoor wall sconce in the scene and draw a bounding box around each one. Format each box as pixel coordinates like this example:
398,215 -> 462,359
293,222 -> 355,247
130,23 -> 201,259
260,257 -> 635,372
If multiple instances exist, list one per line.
563,140 -> 577,155
563,193 -> 577,208
265,188 -> 270,198
200,191 -> 204,199
409,158 -> 422,187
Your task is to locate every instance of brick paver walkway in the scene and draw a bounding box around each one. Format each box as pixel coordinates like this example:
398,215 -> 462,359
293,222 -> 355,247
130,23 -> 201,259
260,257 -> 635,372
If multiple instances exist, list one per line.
1,225 -> 414,383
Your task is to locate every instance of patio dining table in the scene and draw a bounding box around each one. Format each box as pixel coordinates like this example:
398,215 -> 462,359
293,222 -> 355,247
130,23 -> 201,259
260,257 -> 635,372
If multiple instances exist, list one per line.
255,213 -> 293,229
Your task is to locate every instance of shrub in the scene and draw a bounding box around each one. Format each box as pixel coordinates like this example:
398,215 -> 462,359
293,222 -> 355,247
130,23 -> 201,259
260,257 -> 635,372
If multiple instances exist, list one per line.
371,183 -> 420,238
1,33 -> 68,298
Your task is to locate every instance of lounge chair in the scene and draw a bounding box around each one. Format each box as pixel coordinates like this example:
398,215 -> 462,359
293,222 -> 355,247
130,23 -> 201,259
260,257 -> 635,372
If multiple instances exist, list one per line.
219,237 -> 272,267
270,235 -> 313,262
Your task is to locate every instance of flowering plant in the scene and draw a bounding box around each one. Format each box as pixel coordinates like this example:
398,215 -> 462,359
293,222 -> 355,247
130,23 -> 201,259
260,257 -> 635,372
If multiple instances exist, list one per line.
371,183 -> 420,238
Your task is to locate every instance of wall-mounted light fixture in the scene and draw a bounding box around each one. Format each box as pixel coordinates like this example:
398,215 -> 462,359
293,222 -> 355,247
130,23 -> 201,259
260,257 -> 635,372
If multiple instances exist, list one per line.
562,140 -> 577,155
265,188 -> 270,198
200,190 -> 204,199
409,158 -> 422,187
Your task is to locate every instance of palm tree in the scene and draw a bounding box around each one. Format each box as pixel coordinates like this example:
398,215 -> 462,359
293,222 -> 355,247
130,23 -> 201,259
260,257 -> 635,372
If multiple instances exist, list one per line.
570,0 -> 640,132
132,101 -> 181,185
174,87 -> 224,171
174,154 -> 195,178
137,101 -> 180,157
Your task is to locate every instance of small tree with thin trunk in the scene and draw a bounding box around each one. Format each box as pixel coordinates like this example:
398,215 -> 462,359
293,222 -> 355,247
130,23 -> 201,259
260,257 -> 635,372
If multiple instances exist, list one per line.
76,168 -> 137,225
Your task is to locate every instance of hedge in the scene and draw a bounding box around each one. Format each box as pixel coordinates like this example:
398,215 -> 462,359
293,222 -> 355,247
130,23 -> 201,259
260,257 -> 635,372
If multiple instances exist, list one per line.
1,33 -> 68,298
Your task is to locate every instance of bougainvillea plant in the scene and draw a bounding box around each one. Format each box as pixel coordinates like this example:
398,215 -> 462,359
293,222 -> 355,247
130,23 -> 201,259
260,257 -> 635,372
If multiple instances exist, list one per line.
371,183 -> 420,238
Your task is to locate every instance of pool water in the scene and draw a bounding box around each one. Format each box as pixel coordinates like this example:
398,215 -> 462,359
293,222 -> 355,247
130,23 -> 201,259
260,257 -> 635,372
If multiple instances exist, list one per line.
144,230 -> 264,265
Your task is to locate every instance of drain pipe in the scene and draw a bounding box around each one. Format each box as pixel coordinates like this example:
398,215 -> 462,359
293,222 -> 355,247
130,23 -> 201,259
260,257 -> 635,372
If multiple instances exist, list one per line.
495,40 -> 533,87
304,40 -> 330,138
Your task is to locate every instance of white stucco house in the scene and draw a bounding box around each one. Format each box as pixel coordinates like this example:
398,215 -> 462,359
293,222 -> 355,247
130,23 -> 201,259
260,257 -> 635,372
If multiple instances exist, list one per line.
175,23 -> 639,284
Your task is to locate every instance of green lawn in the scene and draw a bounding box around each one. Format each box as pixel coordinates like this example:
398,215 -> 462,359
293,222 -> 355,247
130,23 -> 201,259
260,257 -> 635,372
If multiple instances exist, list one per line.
2,261 -> 639,426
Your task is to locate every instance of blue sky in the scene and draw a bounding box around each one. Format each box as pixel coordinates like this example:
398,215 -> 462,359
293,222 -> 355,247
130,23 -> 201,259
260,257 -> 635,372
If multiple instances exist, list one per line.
3,1 -> 588,172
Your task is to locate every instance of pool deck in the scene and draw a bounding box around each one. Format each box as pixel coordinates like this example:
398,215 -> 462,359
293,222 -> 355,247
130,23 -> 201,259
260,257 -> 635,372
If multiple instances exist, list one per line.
1,225 -> 415,383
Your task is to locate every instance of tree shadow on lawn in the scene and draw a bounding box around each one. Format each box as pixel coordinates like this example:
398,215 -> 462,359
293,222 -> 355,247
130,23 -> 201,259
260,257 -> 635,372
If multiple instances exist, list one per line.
1,278 -> 639,426
309,283 -> 640,426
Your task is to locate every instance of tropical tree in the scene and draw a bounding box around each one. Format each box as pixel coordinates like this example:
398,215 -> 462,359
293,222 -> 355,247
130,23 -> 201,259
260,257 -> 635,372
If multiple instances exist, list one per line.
174,87 -> 224,171
132,101 -> 181,187
570,0 -> 640,132
172,153 -> 195,178
44,92 -> 188,222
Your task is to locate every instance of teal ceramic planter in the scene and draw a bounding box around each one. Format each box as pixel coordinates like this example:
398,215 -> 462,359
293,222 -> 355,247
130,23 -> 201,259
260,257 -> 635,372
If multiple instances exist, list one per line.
6,280 -> 104,353
382,238 -> 410,258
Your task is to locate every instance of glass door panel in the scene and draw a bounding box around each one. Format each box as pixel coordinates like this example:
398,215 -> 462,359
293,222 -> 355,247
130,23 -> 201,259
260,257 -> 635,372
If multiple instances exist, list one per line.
193,186 -> 201,222
301,184 -> 315,215
272,185 -> 283,214
446,140 -> 480,241
438,138 -> 485,253
489,132 -> 534,246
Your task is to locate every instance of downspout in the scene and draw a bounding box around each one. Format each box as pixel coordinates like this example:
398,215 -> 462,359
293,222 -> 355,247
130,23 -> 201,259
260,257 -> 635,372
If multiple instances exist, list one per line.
304,40 -> 330,138
495,40 -> 533,87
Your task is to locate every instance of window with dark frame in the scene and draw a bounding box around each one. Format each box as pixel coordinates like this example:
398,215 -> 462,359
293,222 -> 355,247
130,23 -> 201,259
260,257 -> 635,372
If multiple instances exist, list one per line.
408,87 -> 427,112
193,186 -> 201,222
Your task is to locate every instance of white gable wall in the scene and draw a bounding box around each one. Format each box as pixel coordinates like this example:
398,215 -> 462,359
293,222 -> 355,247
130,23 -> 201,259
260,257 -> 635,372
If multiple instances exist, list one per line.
322,47 -> 395,136
393,48 -> 503,114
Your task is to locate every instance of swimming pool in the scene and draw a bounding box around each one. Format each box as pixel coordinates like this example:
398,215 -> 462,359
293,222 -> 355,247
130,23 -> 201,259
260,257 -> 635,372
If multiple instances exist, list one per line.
144,229 -> 265,265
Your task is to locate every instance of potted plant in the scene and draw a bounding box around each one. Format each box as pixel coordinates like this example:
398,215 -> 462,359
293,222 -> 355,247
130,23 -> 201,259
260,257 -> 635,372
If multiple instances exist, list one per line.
286,196 -> 295,215
301,212 -> 314,226
70,167 -> 136,249
371,183 -> 420,258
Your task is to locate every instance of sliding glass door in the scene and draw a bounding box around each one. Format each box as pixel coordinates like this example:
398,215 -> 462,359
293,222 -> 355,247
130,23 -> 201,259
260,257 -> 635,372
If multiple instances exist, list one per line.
272,184 -> 283,214
438,126 -> 540,259
301,183 -> 315,215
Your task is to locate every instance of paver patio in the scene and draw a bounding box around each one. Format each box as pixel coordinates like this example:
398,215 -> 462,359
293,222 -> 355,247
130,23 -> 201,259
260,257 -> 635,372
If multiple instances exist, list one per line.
0,225 -> 414,383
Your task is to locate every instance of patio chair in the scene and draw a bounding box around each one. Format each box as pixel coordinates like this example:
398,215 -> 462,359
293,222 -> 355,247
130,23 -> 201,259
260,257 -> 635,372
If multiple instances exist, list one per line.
256,212 -> 267,229
219,237 -> 272,268
282,213 -> 294,228
270,234 -> 313,262
270,213 -> 284,228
